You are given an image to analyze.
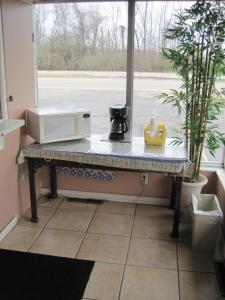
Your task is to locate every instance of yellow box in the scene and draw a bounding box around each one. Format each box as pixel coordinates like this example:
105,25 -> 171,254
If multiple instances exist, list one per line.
144,123 -> 167,146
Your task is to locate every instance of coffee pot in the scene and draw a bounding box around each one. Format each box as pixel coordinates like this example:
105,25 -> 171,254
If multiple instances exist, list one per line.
109,104 -> 128,140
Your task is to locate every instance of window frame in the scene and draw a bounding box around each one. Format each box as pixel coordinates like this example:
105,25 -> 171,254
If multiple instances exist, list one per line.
126,0 -> 135,138
0,7 -> 7,119
33,0 -> 225,168
224,147 -> 225,168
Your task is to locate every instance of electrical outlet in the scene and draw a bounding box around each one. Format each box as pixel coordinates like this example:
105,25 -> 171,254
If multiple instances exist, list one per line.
140,173 -> 148,185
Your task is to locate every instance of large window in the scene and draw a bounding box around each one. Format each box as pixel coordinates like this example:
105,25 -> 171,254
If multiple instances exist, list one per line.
36,2 -> 127,134
34,1 -> 225,165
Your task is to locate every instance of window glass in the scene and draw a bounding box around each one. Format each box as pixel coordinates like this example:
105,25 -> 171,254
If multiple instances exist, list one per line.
35,2 -> 127,134
206,80 -> 225,164
133,1 -> 225,164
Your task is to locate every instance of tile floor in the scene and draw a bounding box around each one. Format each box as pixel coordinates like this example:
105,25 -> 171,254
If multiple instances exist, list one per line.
0,196 -> 222,300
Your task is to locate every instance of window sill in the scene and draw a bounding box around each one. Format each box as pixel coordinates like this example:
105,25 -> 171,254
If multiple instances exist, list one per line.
0,119 -> 25,150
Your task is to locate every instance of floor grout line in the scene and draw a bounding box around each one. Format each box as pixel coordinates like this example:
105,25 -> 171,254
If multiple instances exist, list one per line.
74,203 -> 102,299
18,220 -> 179,242
129,235 -> 176,242
125,262 -> 177,271
117,203 -> 137,300
176,240 -> 181,300
26,196 -> 66,252
74,203 -> 98,259
94,210 -> 136,217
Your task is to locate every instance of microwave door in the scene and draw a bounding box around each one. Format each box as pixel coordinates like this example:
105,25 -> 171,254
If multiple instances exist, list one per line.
42,115 -> 77,143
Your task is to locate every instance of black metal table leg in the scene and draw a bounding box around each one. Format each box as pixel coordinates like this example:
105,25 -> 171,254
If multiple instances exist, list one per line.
27,159 -> 38,223
169,176 -> 176,209
49,163 -> 58,199
171,176 -> 183,238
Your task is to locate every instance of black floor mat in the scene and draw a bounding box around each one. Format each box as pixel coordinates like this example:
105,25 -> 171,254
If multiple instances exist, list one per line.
0,249 -> 94,300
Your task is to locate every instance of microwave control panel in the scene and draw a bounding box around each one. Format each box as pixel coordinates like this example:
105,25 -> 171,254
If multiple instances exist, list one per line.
81,113 -> 91,137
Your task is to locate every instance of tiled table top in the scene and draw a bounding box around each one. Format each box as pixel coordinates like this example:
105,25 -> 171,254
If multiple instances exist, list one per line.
19,135 -> 191,175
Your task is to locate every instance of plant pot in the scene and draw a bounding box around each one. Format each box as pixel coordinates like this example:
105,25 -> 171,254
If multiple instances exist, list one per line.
181,174 -> 208,219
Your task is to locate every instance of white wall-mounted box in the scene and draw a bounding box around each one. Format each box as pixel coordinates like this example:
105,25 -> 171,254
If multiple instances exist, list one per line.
0,119 -> 25,150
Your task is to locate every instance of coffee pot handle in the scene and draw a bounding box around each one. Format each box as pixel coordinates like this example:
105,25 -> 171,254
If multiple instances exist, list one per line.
124,120 -> 128,133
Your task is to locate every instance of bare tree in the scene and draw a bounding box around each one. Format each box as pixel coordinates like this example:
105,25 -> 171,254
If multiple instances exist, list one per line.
35,5 -> 46,42
119,25 -> 126,50
142,2 -> 148,52
89,12 -> 103,55
54,4 -> 71,69
72,3 -> 88,56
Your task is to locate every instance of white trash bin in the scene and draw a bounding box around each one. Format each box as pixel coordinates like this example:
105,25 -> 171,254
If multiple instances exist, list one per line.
192,194 -> 223,252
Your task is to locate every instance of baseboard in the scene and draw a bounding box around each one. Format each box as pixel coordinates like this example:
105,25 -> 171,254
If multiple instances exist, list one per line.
40,188 -> 170,206
0,215 -> 17,243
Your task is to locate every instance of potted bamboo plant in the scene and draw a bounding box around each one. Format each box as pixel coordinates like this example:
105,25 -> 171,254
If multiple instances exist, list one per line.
160,0 -> 225,215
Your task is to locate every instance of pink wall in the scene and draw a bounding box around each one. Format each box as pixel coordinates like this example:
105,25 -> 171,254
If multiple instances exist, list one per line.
215,174 -> 225,227
0,0 -> 36,231
1,0 -> 36,120
41,169 -> 225,216
0,131 -> 20,230
202,171 -> 217,194
42,168 -> 172,199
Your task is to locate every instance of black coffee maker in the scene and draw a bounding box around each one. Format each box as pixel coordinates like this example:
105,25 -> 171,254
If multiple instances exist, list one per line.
109,104 -> 128,140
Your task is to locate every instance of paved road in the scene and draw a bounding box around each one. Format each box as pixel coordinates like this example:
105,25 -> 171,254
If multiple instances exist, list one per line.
38,74 -> 225,162
38,76 -> 184,134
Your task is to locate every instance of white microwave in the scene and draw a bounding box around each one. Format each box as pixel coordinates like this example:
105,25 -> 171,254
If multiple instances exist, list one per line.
26,108 -> 91,143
